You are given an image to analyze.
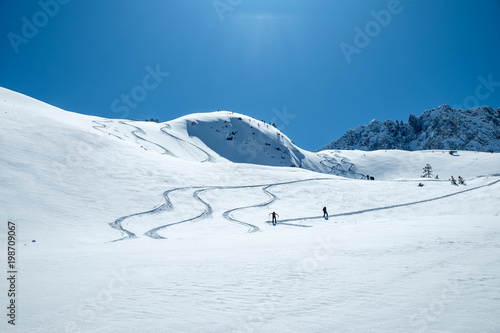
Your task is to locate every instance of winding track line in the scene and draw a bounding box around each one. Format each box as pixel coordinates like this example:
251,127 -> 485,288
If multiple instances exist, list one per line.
144,188 -> 214,239
160,126 -> 214,162
144,184 -> 268,238
222,180 -> 326,230
112,178 -> 334,241
109,195 -> 173,241
111,186 -> 218,241
222,185 -> 276,233
143,178 -> 335,238
110,187 -> 193,241
92,120 -> 123,140
318,154 -> 365,179
98,119 -> 499,239
119,121 -> 177,157
110,176 -> 500,241
92,120 -> 179,159
219,178 -> 342,232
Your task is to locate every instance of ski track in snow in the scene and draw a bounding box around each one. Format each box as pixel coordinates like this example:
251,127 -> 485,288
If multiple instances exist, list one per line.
92,120 -> 215,161
108,190 -> 174,241
102,121 -> 500,241
119,121 -> 177,157
459,156 -> 479,175
110,178 -> 334,241
160,125 -> 214,162
92,120 -> 123,140
222,184 -> 275,233
279,178 -> 500,223
144,188 -> 213,239
110,177 -> 500,241
319,154 -> 365,178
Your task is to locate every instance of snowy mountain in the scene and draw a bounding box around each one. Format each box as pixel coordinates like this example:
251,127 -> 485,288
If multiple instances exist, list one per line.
0,85 -> 359,178
1,87 -> 500,332
166,112 -> 325,171
319,104 -> 500,152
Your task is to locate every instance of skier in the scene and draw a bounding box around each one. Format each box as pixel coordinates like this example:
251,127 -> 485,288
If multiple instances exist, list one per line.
322,206 -> 328,218
269,211 -> 279,225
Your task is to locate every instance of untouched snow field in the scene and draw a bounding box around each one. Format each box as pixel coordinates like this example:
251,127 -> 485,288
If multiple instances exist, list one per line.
1,87 -> 499,332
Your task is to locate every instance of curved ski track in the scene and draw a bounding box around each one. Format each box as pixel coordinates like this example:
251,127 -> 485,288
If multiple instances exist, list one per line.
222,185 -> 276,233
92,120 -> 123,140
119,121 -> 177,157
110,178 -> 334,241
318,154 -> 365,179
144,188 -> 214,239
160,126 -> 214,163
100,121 -> 500,240
110,177 -> 500,241
93,120 -> 215,162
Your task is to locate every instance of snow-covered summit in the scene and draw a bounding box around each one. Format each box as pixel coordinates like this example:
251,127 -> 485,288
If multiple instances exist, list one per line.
169,111 -> 318,169
319,104 -> 500,152
0,87 -> 360,177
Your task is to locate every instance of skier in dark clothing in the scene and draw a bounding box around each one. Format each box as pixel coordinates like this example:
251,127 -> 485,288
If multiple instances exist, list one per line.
323,206 -> 328,218
269,211 -> 279,225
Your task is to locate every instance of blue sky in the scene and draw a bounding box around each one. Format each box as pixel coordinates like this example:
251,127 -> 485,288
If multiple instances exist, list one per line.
1,0 -> 499,150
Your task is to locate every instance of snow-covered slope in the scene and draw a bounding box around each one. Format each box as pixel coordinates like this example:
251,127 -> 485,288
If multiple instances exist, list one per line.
319,149 -> 500,180
1,87 -> 500,332
320,104 -> 500,152
173,112 -> 310,168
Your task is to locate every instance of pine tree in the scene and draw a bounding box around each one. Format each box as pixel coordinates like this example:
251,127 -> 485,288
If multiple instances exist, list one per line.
421,164 -> 433,178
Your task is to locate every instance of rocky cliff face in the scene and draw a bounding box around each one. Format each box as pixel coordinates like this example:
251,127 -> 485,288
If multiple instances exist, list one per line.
319,105 -> 500,152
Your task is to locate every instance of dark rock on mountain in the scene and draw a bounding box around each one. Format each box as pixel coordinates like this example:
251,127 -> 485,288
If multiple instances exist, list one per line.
319,105 -> 500,152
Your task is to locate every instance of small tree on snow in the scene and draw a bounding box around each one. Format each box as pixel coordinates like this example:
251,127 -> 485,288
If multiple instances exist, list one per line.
421,164 -> 433,178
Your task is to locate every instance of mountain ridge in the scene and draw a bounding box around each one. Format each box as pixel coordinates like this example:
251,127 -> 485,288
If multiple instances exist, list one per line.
0,87 -> 363,178
2,86 -> 499,182
319,105 -> 500,152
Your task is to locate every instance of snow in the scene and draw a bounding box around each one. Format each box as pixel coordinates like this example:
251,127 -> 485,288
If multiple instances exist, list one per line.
1,87 -> 499,332
321,104 -> 500,152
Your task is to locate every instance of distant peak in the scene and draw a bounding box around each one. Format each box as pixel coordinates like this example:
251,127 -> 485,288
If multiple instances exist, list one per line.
319,105 -> 500,152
